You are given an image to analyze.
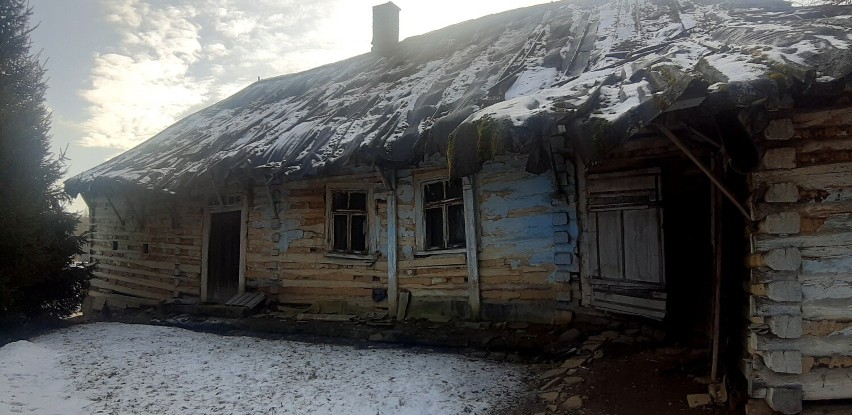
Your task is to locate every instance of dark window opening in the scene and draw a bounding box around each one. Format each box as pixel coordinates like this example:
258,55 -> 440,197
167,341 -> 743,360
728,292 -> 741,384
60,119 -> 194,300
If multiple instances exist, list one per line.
330,191 -> 368,254
112,241 -> 118,250
423,179 -> 466,250
142,243 -> 149,254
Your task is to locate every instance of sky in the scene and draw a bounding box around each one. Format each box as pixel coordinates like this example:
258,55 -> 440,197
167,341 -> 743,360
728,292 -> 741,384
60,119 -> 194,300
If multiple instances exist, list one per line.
29,0 -> 552,214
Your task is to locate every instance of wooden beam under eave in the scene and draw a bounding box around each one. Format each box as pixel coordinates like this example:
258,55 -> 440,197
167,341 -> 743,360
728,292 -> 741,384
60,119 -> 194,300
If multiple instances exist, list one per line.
386,171 -> 399,318
462,175 -> 481,320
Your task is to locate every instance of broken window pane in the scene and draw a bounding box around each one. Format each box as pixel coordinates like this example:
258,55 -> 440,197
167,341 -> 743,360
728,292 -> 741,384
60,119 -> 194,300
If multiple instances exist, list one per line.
332,192 -> 348,210
333,214 -> 348,251
424,207 -> 444,249
350,215 -> 367,252
446,178 -> 463,199
447,204 -> 466,247
348,192 -> 367,211
424,182 -> 444,203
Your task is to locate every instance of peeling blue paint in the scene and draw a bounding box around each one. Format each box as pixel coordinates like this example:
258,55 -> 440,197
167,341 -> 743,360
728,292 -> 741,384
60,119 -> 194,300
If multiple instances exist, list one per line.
278,217 -> 304,252
802,256 -> 852,274
477,160 -> 579,268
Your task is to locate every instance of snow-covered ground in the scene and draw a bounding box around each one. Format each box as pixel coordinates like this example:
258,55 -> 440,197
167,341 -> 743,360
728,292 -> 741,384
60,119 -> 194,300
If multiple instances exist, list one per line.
0,323 -> 529,414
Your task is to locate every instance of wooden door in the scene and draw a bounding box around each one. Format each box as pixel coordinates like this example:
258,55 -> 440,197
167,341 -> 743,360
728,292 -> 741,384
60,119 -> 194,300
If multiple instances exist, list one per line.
207,210 -> 241,302
587,168 -> 667,320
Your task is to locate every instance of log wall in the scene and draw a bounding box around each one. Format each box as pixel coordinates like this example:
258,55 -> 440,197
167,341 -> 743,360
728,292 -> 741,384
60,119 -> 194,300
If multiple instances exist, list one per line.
248,173 -> 389,309
83,157 -> 576,323
745,108 -> 852,411
84,192 -> 205,310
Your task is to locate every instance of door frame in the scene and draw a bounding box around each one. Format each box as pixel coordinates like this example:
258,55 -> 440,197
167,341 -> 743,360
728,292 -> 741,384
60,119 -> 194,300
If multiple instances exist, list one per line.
200,195 -> 248,303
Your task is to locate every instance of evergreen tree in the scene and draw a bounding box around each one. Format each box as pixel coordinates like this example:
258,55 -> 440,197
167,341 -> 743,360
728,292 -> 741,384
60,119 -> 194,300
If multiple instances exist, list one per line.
0,0 -> 92,319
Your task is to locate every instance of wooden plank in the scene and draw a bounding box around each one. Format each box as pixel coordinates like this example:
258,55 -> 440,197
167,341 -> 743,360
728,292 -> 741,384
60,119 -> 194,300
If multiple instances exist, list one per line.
397,290 -> 410,320
593,291 -> 666,310
89,278 -> 170,301
591,297 -> 666,320
622,208 -> 662,283
87,290 -> 160,306
462,175 -> 480,319
94,270 -> 199,295
597,210 -> 624,279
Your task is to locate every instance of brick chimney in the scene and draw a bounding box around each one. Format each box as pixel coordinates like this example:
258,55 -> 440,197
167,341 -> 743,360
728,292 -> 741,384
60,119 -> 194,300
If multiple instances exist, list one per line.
372,2 -> 400,55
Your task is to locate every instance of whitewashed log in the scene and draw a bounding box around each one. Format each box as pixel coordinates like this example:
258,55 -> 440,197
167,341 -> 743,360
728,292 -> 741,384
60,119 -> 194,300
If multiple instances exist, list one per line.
752,333 -> 852,356
802,298 -> 852,320
768,315 -> 803,339
765,119 -> 794,140
751,162 -> 852,188
762,351 -> 803,374
764,183 -> 799,203
756,232 -> 852,251
755,366 -> 852,401
762,148 -> 797,170
750,296 -> 801,317
759,212 -> 801,235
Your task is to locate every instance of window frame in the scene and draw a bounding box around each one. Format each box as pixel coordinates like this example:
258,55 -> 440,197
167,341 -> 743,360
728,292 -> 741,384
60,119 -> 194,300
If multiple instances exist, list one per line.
325,184 -> 375,258
414,171 -> 468,254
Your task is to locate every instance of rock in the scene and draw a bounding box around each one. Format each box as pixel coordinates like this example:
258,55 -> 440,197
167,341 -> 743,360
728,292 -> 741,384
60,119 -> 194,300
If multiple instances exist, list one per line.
540,377 -> 562,391
587,334 -> 608,342
581,341 -> 603,352
559,328 -> 582,343
687,393 -> 712,408
546,404 -> 558,412
623,328 -> 640,336
561,356 -> 587,369
613,335 -> 634,344
488,352 -> 507,361
563,395 -> 583,409
508,321 -> 530,329
538,367 -> 568,380
563,376 -> 584,386
540,391 -> 560,402
506,353 -> 522,363
592,350 -> 604,360
368,333 -> 383,341
601,330 -> 619,340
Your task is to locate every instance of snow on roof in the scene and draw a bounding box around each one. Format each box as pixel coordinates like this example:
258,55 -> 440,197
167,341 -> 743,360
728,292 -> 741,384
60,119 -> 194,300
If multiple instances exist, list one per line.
66,0 -> 852,195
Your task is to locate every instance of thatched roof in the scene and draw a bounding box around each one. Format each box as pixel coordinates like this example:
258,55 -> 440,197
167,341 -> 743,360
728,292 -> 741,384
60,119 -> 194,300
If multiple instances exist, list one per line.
66,0 -> 852,195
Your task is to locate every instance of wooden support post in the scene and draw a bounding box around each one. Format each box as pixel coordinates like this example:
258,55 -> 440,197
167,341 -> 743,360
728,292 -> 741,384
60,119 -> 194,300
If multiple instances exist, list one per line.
386,171 -> 399,318
655,124 -> 752,222
575,153 -> 592,306
462,175 -> 480,320
710,155 -> 723,382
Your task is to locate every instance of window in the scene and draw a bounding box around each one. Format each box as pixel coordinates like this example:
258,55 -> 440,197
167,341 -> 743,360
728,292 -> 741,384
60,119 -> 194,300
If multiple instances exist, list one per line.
330,191 -> 368,254
422,178 -> 466,250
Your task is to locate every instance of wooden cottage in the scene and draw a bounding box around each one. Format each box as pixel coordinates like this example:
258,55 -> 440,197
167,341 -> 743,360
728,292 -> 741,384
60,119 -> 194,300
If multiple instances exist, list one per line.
65,0 -> 852,412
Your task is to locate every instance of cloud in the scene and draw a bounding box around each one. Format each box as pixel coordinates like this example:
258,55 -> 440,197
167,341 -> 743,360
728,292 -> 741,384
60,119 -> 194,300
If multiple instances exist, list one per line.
80,0 -> 357,150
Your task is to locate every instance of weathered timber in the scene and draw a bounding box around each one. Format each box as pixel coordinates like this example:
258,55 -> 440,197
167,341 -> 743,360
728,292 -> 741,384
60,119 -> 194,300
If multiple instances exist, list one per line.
751,333 -> 852,356
755,366 -> 852,401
